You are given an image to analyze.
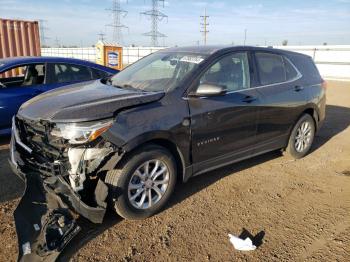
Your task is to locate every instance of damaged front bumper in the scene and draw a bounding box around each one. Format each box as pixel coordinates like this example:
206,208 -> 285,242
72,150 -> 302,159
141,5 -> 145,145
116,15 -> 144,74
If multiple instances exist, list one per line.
9,119 -> 122,261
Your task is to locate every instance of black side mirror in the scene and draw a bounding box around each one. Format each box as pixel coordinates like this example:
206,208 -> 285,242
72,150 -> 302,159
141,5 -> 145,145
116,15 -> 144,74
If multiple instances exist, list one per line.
189,83 -> 227,97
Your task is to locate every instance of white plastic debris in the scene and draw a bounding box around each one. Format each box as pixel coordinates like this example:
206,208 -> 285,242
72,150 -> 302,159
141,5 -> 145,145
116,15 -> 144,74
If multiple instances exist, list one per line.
228,234 -> 256,251
22,242 -> 31,255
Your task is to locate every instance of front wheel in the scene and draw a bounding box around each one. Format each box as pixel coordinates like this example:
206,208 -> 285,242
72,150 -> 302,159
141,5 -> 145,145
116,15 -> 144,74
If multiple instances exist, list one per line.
285,114 -> 316,159
105,144 -> 177,220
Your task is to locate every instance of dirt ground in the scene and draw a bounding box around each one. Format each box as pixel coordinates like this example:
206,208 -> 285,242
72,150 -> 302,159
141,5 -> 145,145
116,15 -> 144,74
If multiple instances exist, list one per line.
0,81 -> 349,262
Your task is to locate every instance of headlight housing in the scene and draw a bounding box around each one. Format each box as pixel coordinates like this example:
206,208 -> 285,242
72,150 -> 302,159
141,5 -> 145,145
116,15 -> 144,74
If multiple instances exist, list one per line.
51,119 -> 113,144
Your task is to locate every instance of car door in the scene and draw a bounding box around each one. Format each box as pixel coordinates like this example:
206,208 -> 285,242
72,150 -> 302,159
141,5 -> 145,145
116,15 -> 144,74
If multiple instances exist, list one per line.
252,52 -> 307,152
188,52 -> 260,174
44,63 -> 94,92
0,63 -> 47,132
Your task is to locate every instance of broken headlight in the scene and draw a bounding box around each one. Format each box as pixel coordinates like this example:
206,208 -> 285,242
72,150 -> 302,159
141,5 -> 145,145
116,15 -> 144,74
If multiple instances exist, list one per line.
51,119 -> 113,144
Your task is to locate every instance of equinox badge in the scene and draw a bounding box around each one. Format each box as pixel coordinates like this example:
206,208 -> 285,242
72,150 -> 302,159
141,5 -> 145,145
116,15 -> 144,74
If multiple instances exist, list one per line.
197,137 -> 220,147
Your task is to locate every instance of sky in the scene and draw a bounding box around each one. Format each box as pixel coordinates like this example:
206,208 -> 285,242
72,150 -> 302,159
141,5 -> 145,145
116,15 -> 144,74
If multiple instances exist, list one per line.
0,0 -> 350,47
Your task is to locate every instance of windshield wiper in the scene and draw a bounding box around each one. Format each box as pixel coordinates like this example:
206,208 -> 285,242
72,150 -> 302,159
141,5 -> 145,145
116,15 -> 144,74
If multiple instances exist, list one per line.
121,84 -> 137,90
112,83 -> 140,91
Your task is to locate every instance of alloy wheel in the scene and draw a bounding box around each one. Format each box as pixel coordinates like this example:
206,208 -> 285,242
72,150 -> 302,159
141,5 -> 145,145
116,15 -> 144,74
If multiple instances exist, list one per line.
294,121 -> 313,153
127,159 -> 170,210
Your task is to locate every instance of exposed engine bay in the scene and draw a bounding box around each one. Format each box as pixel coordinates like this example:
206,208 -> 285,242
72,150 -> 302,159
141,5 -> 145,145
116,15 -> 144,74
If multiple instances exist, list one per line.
9,116 -> 123,261
8,82 -> 166,261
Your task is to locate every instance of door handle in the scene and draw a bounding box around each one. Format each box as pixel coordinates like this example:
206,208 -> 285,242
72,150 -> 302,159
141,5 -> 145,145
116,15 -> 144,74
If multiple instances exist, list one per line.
242,95 -> 257,103
294,86 -> 304,92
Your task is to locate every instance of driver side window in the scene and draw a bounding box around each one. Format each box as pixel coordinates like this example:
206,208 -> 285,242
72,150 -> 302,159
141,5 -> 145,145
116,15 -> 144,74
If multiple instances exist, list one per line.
0,64 -> 45,88
200,52 -> 250,92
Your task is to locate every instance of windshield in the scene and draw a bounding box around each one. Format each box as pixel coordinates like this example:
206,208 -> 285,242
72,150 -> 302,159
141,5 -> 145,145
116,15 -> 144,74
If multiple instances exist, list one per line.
111,52 -> 207,92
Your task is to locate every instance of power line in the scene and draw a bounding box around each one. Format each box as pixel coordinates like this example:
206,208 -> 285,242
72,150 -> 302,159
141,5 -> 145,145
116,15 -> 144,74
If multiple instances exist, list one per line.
200,9 -> 209,45
106,0 -> 128,44
141,0 -> 168,47
38,19 -> 49,46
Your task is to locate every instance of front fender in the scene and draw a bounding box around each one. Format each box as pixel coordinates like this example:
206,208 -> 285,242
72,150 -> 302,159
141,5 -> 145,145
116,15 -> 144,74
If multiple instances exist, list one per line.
101,98 -> 191,170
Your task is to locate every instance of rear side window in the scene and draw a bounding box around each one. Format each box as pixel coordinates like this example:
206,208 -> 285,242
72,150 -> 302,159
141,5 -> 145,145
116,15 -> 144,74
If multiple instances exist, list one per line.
255,52 -> 286,85
289,55 -> 321,84
53,64 -> 92,83
284,57 -> 299,80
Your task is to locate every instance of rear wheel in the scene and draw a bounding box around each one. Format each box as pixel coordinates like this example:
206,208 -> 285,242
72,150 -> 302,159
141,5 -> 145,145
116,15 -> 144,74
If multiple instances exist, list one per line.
285,114 -> 315,159
105,144 -> 177,220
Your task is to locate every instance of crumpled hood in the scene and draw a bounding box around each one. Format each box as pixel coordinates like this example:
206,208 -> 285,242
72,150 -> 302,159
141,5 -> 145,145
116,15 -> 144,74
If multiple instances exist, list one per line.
18,80 -> 165,123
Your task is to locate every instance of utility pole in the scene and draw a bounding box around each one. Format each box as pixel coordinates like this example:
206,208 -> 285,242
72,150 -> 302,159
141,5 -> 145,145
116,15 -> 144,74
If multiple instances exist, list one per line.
38,19 -> 49,47
141,0 -> 168,47
54,37 -> 60,48
200,9 -> 209,45
106,0 -> 128,44
243,28 -> 247,45
98,32 -> 106,41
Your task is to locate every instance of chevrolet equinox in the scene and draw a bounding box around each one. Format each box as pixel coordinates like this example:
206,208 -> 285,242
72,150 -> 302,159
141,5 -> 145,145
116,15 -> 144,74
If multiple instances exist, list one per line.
10,46 -> 326,258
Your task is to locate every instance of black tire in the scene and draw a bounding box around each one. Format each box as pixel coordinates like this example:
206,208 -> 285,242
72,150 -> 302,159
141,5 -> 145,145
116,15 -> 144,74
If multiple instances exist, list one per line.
285,114 -> 316,159
105,144 -> 177,220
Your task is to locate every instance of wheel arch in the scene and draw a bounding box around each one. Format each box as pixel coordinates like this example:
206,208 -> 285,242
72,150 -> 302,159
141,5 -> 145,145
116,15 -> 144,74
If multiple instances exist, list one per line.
300,106 -> 319,130
283,106 -> 319,152
118,135 -> 187,184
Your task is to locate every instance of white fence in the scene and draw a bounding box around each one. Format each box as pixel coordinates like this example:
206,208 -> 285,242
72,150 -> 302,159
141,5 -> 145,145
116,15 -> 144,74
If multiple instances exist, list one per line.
274,45 -> 350,81
41,46 -> 165,66
122,47 -> 165,65
41,48 -> 97,62
42,45 -> 350,81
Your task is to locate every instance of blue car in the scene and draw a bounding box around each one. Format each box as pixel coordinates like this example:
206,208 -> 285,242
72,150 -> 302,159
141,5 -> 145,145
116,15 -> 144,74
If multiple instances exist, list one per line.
0,56 -> 118,135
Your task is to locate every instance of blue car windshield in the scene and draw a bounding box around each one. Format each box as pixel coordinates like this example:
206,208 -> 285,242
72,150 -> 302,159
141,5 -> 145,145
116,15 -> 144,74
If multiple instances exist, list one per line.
111,52 -> 207,92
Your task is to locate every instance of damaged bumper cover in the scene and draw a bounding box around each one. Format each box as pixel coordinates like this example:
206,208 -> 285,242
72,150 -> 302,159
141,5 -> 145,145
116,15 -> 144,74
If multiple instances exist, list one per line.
9,119 -> 122,261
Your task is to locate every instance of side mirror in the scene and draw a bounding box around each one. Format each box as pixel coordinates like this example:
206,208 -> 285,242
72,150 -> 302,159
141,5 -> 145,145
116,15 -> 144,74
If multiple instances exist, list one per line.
189,83 -> 227,97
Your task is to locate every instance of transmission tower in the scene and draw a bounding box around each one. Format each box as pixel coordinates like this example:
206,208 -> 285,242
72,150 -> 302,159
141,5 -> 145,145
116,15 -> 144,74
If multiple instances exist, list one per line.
141,0 -> 167,47
106,0 -> 128,44
39,19 -> 49,47
200,9 -> 209,45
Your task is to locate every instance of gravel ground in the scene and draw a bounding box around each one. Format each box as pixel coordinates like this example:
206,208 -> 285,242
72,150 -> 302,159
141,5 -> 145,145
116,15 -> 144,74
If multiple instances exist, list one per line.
0,81 -> 349,262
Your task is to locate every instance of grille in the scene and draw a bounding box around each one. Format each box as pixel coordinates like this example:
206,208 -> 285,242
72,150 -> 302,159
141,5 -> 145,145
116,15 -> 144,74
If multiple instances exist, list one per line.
15,117 -> 67,160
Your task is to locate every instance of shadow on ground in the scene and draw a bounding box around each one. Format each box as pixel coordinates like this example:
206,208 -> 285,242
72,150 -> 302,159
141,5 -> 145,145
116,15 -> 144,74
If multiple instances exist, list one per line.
57,104 -> 350,260
312,105 -> 350,152
58,150 -> 282,261
0,136 -> 24,203
1,104 -> 350,260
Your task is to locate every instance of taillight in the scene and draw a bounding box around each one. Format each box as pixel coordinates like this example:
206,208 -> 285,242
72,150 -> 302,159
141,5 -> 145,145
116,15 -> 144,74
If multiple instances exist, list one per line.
321,79 -> 327,90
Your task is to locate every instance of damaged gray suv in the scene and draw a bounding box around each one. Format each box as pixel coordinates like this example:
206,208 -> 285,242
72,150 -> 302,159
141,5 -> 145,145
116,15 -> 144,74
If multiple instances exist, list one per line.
10,46 -> 325,260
